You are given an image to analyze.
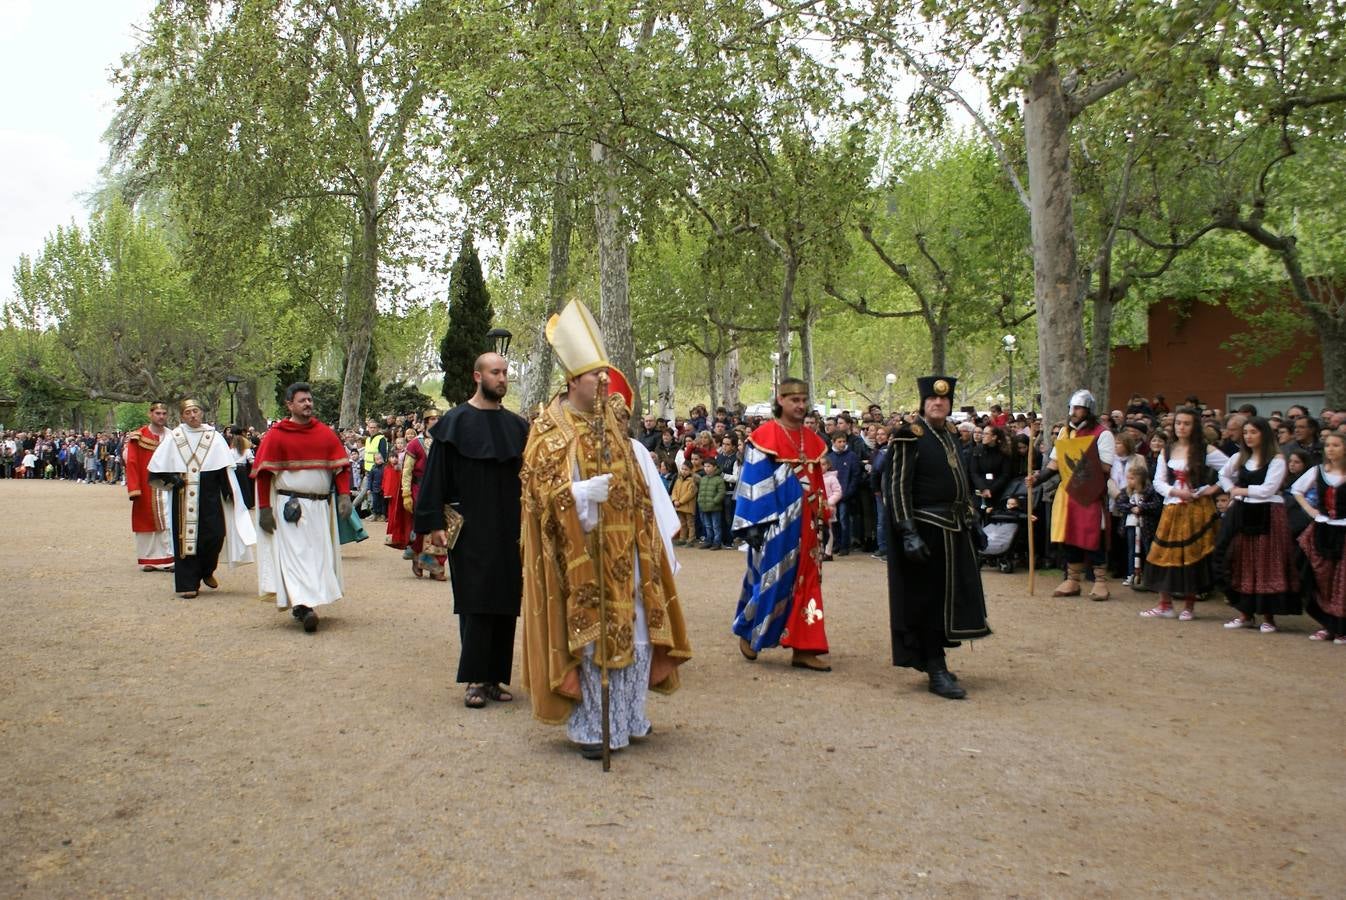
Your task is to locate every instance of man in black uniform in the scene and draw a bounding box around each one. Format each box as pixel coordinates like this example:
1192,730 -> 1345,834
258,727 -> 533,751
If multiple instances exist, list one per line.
885,375 -> 992,699
415,352 -> 530,709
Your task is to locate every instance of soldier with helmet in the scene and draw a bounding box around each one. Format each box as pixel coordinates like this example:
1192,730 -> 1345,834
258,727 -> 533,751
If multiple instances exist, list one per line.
1027,389 -> 1117,599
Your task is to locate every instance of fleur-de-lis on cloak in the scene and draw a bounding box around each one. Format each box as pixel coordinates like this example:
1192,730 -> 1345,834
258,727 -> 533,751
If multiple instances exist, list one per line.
804,596 -> 823,625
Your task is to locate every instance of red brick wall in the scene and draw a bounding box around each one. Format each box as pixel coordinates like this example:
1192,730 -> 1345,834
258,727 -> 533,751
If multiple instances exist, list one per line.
1108,297 -> 1323,411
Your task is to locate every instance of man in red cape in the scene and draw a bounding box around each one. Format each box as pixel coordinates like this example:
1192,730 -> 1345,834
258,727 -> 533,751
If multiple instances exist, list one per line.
124,402 -> 174,571
731,377 -> 832,671
252,382 -> 351,633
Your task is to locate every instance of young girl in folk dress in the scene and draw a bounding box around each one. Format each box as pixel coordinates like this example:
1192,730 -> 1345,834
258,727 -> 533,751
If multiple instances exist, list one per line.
1140,407 -> 1230,620
1293,432 -> 1346,644
1218,417 -> 1300,632
383,434 -> 412,552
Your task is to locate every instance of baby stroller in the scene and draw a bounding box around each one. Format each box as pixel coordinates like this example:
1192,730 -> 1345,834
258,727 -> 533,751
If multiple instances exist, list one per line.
979,475 -> 1047,574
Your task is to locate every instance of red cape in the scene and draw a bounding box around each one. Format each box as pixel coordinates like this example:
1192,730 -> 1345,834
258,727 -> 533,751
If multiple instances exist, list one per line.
748,418 -> 828,463
251,417 -> 349,475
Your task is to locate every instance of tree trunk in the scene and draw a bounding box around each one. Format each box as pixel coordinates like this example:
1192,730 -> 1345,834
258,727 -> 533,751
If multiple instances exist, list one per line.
1087,289 -> 1119,406
591,140 -> 637,416
704,349 -> 720,413
656,348 -> 675,420
1311,305 -> 1346,409
1021,5 -> 1086,436
799,304 -> 817,404
521,167 -> 573,415
236,377 -> 267,431
930,321 -> 948,373
776,255 -> 799,378
339,197 -> 379,430
721,346 -> 741,412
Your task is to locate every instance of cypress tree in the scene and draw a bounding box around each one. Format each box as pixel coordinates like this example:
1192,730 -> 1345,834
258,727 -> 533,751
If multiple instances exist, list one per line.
438,235 -> 493,405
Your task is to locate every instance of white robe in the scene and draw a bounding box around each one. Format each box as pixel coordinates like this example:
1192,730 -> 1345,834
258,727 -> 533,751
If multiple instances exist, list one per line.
256,468 -> 343,609
146,424 -> 256,566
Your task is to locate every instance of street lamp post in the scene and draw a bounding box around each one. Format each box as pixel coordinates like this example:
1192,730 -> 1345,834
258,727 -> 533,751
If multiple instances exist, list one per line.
884,372 -> 897,414
826,389 -> 836,415
642,365 -> 655,413
223,375 -> 242,427
1001,334 -> 1017,417
486,327 -> 513,357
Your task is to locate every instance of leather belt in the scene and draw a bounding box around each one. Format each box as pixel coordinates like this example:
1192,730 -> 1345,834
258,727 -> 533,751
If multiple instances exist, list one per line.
278,489 -> 330,502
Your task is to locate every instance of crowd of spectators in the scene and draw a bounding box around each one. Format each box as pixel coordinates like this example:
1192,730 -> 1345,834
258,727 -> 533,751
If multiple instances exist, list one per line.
626,392 -> 1346,597
13,393 -> 1346,599
1,428 -> 128,483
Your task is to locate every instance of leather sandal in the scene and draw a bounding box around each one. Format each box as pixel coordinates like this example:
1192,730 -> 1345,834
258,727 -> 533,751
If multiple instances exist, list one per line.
203,575 -> 219,589
482,684 -> 513,702
464,684 -> 487,709
790,652 -> 831,672
738,637 -> 758,661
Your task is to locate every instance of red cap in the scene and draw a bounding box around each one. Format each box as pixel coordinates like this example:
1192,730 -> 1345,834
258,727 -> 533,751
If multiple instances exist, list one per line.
605,366 -> 634,411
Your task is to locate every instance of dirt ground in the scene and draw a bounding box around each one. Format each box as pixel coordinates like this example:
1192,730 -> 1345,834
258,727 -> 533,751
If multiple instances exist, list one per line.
2,479 -> 1344,897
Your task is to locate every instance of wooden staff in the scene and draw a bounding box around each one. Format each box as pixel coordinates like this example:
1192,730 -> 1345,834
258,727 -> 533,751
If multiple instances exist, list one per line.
1027,430 -> 1037,595
594,370 -> 612,772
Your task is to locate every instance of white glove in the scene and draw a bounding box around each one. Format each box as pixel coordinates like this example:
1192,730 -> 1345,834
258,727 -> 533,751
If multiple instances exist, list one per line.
571,473 -> 613,505
1316,514 -> 1329,524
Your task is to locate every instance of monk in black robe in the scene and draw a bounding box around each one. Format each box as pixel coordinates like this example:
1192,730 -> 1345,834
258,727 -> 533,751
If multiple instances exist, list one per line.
415,353 -> 529,709
885,375 -> 992,699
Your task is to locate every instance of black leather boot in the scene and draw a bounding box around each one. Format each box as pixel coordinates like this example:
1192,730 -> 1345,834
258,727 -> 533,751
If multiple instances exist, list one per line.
928,668 -> 966,700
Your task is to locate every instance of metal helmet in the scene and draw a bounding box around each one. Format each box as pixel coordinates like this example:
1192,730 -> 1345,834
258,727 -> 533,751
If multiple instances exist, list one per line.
1068,389 -> 1097,415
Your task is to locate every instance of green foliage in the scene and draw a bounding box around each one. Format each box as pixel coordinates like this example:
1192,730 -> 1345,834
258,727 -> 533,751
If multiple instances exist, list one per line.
377,382 -> 434,418
305,380 -> 344,425
6,199 -> 273,414
273,353 -> 313,410
114,403 -> 151,433
438,237 -> 494,405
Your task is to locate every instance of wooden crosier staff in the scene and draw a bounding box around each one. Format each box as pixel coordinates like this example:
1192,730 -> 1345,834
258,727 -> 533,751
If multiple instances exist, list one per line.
1027,428 -> 1037,595
594,370 -> 612,772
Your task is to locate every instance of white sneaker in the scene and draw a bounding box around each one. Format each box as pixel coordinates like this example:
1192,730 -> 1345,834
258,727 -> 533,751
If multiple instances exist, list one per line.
1121,575 -> 1134,587
1223,617 -> 1253,629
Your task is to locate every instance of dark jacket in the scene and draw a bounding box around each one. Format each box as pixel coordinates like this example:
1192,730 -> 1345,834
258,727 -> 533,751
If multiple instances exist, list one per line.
1110,486 -> 1163,546
827,446 -> 862,502
971,446 -> 1013,503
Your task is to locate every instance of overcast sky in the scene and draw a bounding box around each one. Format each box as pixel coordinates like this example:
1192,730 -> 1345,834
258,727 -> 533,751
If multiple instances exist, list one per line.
1,0 -> 154,291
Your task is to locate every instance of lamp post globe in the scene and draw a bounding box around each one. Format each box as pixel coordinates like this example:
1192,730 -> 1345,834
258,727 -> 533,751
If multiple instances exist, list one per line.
641,366 -> 655,411
1001,334 -> 1016,417
486,327 -> 513,357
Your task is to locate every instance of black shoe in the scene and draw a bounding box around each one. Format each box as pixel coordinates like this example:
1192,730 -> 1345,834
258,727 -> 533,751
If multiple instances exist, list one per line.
291,605 -> 309,620
578,743 -> 605,760
302,609 -> 319,633
928,669 -> 966,700
837,548 -> 850,557
707,544 -> 721,551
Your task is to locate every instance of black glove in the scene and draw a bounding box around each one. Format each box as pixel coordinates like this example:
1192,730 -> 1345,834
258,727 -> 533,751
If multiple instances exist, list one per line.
336,494 -> 353,520
971,519 -> 988,552
741,525 -> 766,551
896,519 -> 930,563
258,507 -> 276,534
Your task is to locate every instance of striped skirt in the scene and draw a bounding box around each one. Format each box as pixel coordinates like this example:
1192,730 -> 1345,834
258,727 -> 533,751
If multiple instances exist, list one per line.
1142,497 -> 1219,596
